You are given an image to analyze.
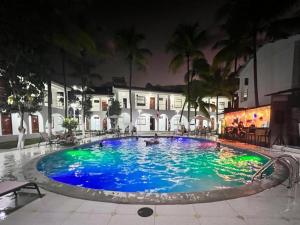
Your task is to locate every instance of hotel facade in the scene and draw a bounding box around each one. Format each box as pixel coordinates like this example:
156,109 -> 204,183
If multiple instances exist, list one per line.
0,83 -> 230,142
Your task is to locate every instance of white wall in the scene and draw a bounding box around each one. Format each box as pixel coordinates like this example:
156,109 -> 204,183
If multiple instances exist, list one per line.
238,35 -> 300,108
118,112 -> 130,130
90,115 -> 101,130
158,114 -> 168,131
117,91 -> 130,109
11,113 -> 28,135
170,115 -> 188,131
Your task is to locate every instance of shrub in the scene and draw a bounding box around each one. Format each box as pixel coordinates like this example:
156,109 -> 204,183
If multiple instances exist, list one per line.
62,118 -> 78,134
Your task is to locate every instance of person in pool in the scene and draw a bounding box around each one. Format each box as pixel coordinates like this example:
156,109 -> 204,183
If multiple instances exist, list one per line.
145,133 -> 159,146
215,142 -> 221,151
99,141 -> 103,147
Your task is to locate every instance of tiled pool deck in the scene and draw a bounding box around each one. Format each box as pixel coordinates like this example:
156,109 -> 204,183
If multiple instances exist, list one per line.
0,135 -> 299,225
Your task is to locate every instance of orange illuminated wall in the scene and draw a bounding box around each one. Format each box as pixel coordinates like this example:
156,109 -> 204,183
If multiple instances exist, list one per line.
224,106 -> 271,128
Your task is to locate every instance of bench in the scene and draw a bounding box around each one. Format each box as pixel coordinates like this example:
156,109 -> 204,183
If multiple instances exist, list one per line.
0,181 -> 42,198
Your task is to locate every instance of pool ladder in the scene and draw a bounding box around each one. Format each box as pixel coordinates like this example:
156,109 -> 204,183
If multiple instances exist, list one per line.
251,154 -> 300,188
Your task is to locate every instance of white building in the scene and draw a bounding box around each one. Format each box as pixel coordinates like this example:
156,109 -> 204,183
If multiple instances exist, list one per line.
238,35 -> 300,108
0,82 -> 68,142
0,82 -> 231,142
112,86 -> 230,133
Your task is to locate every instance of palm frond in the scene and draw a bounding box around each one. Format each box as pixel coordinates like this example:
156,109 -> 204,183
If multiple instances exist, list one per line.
169,54 -> 184,73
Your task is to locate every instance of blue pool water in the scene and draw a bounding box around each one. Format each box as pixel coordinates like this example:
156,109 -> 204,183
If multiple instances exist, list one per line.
37,137 -> 270,193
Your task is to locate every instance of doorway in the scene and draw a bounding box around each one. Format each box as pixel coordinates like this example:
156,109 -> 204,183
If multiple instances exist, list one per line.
1,114 -> 12,135
150,117 -> 155,130
31,115 -> 39,133
103,118 -> 107,130
150,97 -> 155,110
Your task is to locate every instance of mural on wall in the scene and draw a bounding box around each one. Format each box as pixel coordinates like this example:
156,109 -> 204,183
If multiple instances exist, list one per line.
224,106 -> 271,128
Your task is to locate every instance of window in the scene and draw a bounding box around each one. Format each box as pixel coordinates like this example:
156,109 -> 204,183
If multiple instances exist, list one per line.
102,101 -> 108,111
174,98 -> 182,108
150,97 -> 155,109
137,116 -> 146,125
136,95 -> 146,106
159,97 -> 166,110
219,102 -> 225,110
123,98 -> 127,108
56,92 -> 64,107
243,89 -> 248,101
94,100 -> 99,103
211,101 -> 216,112
244,78 -> 249,86
1,113 -> 12,135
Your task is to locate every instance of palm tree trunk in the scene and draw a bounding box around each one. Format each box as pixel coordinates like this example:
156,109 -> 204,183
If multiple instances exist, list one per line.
234,55 -> 238,74
186,55 -> 190,133
216,95 -> 219,135
129,57 -> 133,128
179,99 -> 187,123
61,49 -> 68,118
81,85 -> 85,138
47,78 -> 52,136
252,30 -> 259,107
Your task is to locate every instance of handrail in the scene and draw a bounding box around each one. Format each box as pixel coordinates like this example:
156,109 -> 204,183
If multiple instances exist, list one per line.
277,154 -> 299,184
251,159 -> 276,182
251,154 -> 299,188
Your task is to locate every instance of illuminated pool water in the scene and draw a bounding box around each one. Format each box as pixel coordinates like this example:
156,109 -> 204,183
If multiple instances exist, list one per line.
37,137 -> 270,193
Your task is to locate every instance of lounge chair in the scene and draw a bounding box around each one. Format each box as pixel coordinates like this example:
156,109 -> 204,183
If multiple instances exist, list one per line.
38,132 -> 61,147
0,181 -> 42,198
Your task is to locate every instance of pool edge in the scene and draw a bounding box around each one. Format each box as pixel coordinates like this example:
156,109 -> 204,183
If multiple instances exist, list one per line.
22,136 -> 289,204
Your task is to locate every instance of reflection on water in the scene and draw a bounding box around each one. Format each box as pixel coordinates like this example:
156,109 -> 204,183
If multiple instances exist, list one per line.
38,137 -> 270,193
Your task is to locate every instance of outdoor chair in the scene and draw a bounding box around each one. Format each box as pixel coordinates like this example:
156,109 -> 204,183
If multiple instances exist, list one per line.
0,181 -> 42,198
246,128 -> 256,144
256,128 -> 271,147
38,132 -> 61,147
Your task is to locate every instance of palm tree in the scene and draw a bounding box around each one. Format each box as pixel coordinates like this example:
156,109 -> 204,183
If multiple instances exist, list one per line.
68,53 -> 101,137
212,37 -> 252,74
217,0 -> 298,107
114,27 -> 152,128
193,57 -> 238,134
166,23 -> 206,132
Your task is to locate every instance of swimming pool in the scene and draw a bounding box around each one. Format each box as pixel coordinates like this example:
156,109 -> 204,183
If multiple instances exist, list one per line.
37,137 -> 271,193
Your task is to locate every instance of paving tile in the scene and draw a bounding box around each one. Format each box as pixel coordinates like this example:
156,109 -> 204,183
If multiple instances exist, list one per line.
115,204 -> 155,215
76,201 -> 117,214
62,212 -> 112,225
193,201 -> 238,217
26,211 -> 71,225
21,195 -> 84,213
0,211 -> 70,225
0,211 -> 39,225
108,214 -> 154,225
227,195 -> 297,218
156,204 -> 195,216
199,217 -> 247,225
155,215 -> 200,225
245,217 -> 291,225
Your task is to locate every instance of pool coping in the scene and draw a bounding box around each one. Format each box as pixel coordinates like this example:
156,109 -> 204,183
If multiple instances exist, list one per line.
22,136 -> 289,205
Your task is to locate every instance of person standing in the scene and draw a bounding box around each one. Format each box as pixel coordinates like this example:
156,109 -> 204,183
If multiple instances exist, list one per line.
17,127 -> 26,150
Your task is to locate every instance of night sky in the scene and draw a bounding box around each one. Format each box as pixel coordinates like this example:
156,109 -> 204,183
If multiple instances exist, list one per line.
90,0 -> 226,87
